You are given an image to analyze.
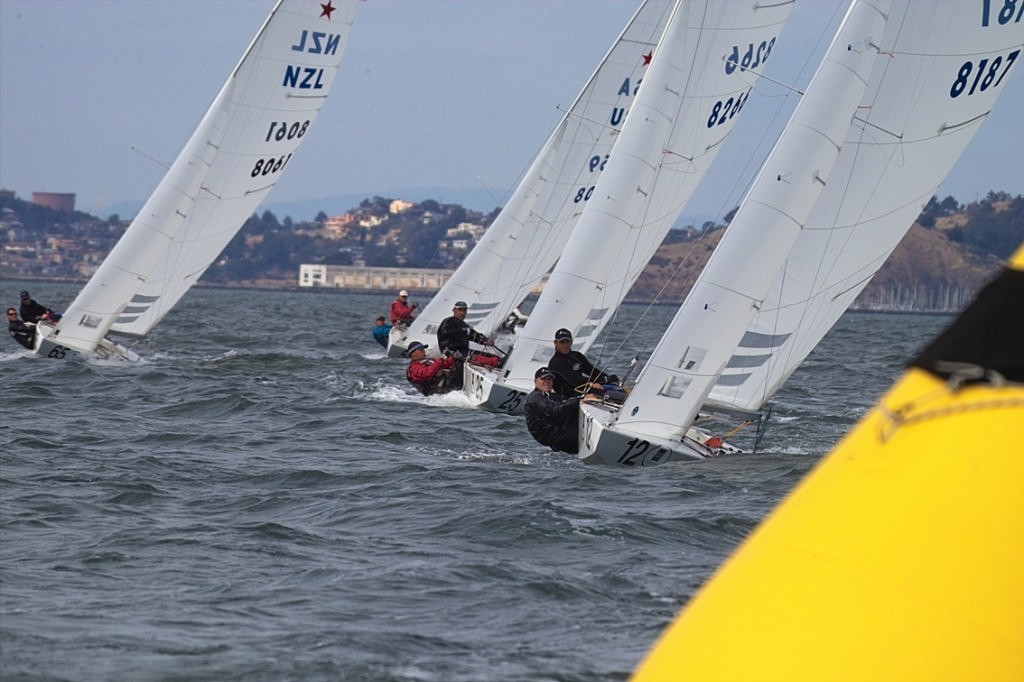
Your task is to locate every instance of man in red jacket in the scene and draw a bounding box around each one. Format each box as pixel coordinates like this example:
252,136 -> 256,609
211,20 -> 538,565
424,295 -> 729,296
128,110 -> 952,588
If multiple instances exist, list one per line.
390,290 -> 417,326
405,341 -> 460,395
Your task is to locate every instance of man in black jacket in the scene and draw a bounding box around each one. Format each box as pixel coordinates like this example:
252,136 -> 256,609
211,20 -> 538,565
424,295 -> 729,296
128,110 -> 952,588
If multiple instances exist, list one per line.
547,328 -> 619,399
19,290 -> 59,323
7,307 -> 35,349
524,366 -> 595,454
436,300 -> 490,355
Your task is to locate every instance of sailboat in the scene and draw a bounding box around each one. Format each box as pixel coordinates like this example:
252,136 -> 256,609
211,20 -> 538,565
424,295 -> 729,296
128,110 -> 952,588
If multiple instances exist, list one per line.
462,0 -> 795,414
33,0 -> 358,361
580,0 -> 1023,466
387,0 -> 677,359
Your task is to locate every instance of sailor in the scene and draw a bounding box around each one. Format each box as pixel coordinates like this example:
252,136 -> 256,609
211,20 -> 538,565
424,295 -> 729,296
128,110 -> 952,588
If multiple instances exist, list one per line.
547,328 -> 619,399
405,341 -> 460,395
7,307 -> 35,349
498,308 -> 526,334
372,316 -> 392,347
524,366 -> 596,454
19,290 -> 60,323
390,290 -> 417,326
436,300 -> 501,368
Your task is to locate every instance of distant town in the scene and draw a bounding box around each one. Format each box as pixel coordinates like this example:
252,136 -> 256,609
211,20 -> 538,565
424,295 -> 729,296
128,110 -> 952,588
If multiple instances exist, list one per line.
2,188 -> 1021,312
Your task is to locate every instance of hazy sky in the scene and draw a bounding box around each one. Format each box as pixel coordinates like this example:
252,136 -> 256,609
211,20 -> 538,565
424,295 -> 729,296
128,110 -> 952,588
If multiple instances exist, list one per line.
1,0 -> 1022,222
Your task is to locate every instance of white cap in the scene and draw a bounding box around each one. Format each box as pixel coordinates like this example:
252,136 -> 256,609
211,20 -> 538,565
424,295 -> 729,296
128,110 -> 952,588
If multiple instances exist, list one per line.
399,290 -> 408,297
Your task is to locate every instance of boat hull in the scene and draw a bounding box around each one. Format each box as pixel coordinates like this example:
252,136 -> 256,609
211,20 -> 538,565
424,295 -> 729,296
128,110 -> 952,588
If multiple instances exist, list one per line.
463,364 -> 531,415
579,402 -> 740,466
386,327 -> 408,358
33,320 -> 140,362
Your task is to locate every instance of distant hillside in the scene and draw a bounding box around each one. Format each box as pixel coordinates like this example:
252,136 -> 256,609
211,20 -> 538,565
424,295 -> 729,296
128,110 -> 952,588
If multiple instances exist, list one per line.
628,193 -> 1020,312
3,189 -> 1019,313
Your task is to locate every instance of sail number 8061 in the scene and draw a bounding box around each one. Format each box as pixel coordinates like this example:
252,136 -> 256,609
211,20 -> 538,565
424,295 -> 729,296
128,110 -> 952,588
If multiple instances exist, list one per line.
265,120 -> 310,142
251,153 -> 293,178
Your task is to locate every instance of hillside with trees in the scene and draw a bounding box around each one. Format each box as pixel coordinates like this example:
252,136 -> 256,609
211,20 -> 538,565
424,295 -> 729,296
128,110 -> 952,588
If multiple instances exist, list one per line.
1,190 -> 1020,312
628,192 -> 1020,311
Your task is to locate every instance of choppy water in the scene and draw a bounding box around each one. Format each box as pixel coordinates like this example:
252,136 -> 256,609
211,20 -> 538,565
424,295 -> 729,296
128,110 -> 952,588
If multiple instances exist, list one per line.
1,282 -> 951,681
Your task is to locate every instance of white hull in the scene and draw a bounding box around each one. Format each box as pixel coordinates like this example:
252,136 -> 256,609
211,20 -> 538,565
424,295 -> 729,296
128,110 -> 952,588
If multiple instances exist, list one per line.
463,364 -> 531,415
33,321 -> 140,362
579,402 -> 741,467
386,326 -> 409,358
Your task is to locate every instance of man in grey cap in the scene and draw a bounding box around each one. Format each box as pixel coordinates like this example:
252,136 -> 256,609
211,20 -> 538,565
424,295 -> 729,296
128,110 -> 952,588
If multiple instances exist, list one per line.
524,366 -> 595,454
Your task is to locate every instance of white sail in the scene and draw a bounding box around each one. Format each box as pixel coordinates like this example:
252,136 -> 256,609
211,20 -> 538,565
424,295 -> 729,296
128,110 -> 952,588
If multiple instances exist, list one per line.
580,0 -> 1023,465
41,0 -> 357,357
706,0 -> 1024,414
389,0 -> 676,357
493,0 -> 795,397
607,0 -> 889,444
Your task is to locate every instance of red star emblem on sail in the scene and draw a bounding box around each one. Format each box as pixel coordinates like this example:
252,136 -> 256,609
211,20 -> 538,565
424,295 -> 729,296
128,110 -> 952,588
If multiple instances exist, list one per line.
320,1 -> 336,19
642,51 -> 653,66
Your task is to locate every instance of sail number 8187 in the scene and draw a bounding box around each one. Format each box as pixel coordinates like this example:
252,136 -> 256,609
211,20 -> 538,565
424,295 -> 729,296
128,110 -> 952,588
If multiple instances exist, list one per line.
950,49 -> 1019,97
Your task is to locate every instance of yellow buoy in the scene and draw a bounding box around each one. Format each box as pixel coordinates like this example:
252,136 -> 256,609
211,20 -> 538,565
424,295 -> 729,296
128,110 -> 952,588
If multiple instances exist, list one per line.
632,246 -> 1024,681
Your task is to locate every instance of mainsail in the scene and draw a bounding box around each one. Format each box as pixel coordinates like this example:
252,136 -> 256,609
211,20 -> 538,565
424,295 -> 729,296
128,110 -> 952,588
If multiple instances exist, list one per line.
389,0 -> 676,357
486,0 -> 795,402
39,0 -> 357,358
706,0 -> 1023,414
607,0 -> 889,444
581,0 -> 1023,465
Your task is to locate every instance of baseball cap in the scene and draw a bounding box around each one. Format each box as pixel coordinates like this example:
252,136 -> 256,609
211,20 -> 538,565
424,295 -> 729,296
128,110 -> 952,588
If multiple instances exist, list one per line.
554,328 -> 573,341
453,301 -> 468,309
406,341 -> 428,355
399,290 -> 408,297
20,290 -> 30,299
535,367 -> 556,380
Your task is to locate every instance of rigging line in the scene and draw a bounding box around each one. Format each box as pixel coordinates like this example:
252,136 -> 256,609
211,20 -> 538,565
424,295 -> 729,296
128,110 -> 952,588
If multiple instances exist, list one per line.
719,55 -> 805,97
606,219 -> 722,367
554,105 -> 624,139
474,174 -> 506,211
710,75 -> 804,229
130,146 -> 172,171
851,112 -> 904,140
